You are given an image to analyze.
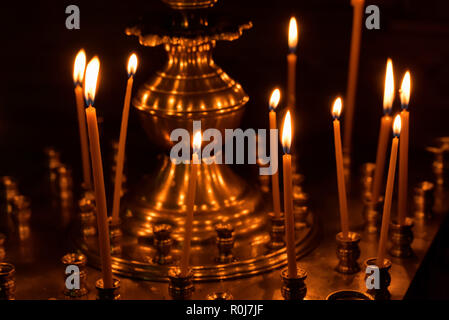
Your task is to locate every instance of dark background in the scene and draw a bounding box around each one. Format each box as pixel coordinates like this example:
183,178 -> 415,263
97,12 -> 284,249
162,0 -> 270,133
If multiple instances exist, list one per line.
1,0 -> 449,298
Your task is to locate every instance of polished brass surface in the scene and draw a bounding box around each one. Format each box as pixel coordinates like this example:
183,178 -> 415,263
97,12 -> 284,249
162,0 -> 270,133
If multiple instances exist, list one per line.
335,231 -> 361,274
268,212 -> 285,250
152,224 -> 174,265
364,258 -> 392,300
207,291 -> 233,300
61,253 -> 88,298
362,199 -> 382,234
168,267 -> 195,300
108,218 -> 123,256
0,262 -> 16,300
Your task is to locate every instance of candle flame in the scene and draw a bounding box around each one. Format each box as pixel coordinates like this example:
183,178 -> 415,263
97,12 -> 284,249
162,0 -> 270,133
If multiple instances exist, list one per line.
269,88 -> 281,111
127,53 -> 138,77
288,17 -> 298,52
193,130 -> 202,152
73,49 -> 86,85
281,110 -> 292,153
393,114 -> 402,137
400,71 -> 411,109
84,57 -> 100,106
332,97 -> 343,119
383,58 -> 395,114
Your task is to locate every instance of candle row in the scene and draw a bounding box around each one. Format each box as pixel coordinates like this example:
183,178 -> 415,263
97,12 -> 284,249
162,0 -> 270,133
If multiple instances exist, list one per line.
72,51 -> 138,288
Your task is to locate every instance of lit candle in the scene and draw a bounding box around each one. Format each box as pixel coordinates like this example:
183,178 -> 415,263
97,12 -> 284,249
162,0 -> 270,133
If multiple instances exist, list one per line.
73,49 -> 92,189
180,131 -> 202,277
343,0 -> 365,156
281,111 -> 297,278
287,17 -> 298,109
372,58 -> 395,204
111,53 -> 138,224
269,88 -> 281,218
377,114 -> 401,267
398,71 -> 411,226
84,57 -> 113,288
332,97 -> 349,239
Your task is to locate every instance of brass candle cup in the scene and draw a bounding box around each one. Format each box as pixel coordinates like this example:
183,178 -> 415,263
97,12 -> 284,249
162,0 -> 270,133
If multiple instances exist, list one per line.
95,278 -> 121,300
414,181 -> 434,220
364,258 -> 391,300
0,262 -> 16,300
168,267 -> 195,300
362,199 -> 383,234
326,290 -> 373,300
152,224 -> 173,265
108,217 -> 123,256
335,231 -> 361,274
280,267 -> 307,300
389,218 -> 414,258
267,212 -> 285,250
61,253 -> 88,298
215,223 -> 235,263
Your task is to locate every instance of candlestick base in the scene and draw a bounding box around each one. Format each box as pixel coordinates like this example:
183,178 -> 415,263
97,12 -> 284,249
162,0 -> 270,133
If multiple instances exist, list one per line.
268,212 -> 285,250
108,217 -> 123,256
168,267 -> 195,300
414,181 -> 435,220
152,224 -> 174,265
280,267 -> 307,300
364,258 -> 391,300
362,199 -> 383,234
389,218 -> 414,258
215,223 -> 235,263
61,253 -> 88,298
95,278 -> 121,300
335,231 -> 361,274
206,291 -> 233,300
326,290 -> 373,300
0,262 -> 16,300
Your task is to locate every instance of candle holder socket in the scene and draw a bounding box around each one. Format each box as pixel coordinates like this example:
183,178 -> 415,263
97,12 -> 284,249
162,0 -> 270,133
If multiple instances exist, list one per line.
267,212 -> 285,250
335,231 -> 361,274
108,217 -> 123,256
215,223 -> 235,263
0,262 -> 16,300
362,199 -> 383,234
389,218 -> 414,258
95,278 -> 121,300
61,253 -> 88,298
79,197 -> 97,237
414,181 -> 434,220
152,224 -> 173,265
364,258 -> 391,300
326,290 -> 373,300
280,267 -> 307,300
168,267 -> 195,300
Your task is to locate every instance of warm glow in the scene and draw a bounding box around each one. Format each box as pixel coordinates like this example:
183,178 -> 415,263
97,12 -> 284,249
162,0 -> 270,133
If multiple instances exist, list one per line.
383,58 -> 395,114
288,17 -> 298,51
269,88 -> 281,111
73,49 -> 86,85
393,114 -> 402,136
332,97 -> 343,119
84,57 -> 100,105
400,71 -> 411,108
127,53 -> 138,76
281,111 -> 292,153
193,131 -> 202,151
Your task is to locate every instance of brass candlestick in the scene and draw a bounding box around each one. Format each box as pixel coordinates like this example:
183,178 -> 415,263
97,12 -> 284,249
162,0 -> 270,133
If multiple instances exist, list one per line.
280,267 -> 307,300
268,212 -> 285,250
62,253 -> 88,298
207,291 -> 233,300
168,267 -> 195,300
96,278 -> 121,300
414,181 -> 434,220
152,224 -> 173,265
389,218 -> 414,258
215,223 -> 235,263
335,231 -> 361,274
364,258 -> 391,300
108,217 -> 123,256
79,196 -> 97,238
362,199 -> 383,234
